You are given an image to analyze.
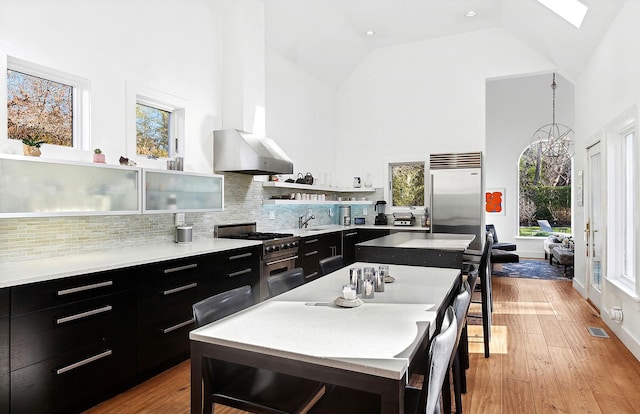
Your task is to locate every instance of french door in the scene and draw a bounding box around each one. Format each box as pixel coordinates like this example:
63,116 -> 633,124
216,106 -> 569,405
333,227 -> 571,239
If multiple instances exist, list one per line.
586,142 -> 603,310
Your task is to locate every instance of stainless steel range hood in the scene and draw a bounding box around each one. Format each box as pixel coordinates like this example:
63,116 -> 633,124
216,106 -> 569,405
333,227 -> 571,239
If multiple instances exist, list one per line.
214,129 -> 294,175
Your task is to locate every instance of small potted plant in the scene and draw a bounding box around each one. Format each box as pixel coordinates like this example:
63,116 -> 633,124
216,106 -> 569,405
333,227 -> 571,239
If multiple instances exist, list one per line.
93,148 -> 106,163
21,135 -> 45,157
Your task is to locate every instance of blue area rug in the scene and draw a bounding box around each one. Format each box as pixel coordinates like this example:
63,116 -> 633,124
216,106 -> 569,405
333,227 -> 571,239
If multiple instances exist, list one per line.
493,259 -> 572,281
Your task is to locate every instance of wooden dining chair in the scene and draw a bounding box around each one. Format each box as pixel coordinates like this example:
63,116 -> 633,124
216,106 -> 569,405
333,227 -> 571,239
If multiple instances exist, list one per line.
318,255 -> 344,275
267,267 -> 305,297
307,306 -> 458,414
192,285 -> 326,414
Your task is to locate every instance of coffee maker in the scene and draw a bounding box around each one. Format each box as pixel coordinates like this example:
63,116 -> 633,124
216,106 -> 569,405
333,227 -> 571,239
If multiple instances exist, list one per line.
374,200 -> 387,225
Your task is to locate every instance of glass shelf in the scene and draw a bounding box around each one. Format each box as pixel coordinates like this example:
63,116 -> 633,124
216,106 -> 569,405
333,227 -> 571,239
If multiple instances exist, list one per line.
143,169 -> 224,213
0,155 -> 140,217
262,181 -> 376,193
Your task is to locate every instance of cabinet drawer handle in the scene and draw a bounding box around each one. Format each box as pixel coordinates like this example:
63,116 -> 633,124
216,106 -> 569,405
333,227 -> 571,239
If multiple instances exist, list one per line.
265,256 -> 298,266
304,238 -> 319,244
163,263 -> 198,274
162,318 -> 195,334
56,305 -> 113,325
345,232 -> 358,237
55,349 -> 113,375
228,268 -> 252,278
57,280 -> 113,296
305,250 -> 319,257
162,282 -> 198,296
228,252 -> 252,261
305,272 -> 319,279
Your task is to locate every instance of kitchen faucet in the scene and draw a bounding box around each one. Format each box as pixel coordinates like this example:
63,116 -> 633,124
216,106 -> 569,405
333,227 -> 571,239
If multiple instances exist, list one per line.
298,212 -> 315,229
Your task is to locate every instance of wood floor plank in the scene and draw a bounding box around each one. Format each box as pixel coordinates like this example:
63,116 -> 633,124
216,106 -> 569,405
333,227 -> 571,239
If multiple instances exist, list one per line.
523,332 -> 568,413
593,392 -> 637,414
548,346 -> 602,414
502,378 -> 536,414
467,353 -> 502,414
84,275 -> 640,414
538,314 -> 570,348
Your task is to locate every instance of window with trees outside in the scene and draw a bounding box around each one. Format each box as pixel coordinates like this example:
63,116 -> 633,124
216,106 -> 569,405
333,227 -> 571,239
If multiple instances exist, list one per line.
136,102 -> 171,158
389,162 -> 425,208
518,141 -> 572,236
7,69 -> 73,147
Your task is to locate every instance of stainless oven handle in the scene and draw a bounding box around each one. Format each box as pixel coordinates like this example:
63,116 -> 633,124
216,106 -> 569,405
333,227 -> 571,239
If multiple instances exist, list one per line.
265,255 -> 298,266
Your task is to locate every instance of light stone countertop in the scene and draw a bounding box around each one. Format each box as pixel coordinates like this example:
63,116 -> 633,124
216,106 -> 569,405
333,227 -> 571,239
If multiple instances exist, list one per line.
0,238 -> 262,288
286,224 -> 431,238
190,262 -> 457,380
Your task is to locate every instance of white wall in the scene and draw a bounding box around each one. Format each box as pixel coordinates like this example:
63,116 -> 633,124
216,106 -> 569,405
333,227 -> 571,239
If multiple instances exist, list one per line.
485,73 -> 575,255
265,49 -> 337,181
334,28 -> 555,191
575,0 -> 640,360
0,0 -> 223,172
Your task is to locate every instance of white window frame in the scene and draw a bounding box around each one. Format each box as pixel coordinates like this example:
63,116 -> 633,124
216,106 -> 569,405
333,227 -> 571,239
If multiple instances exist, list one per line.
605,104 -> 639,298
126,82 -> 186,166
384,158 -> 427,213
2,55 -> 90,151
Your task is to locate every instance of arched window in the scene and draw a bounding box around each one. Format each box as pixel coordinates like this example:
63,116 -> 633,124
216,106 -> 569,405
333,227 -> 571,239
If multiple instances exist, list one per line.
518,140 -> 572,236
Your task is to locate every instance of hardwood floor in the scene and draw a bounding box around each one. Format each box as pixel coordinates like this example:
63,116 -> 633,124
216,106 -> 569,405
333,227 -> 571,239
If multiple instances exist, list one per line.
84,276 -> 640,413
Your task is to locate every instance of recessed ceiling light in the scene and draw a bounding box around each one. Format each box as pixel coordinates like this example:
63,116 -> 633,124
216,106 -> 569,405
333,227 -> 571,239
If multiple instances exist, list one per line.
465,10 -> 477,18
536,0 -> 588,28
365,30 -> 376,37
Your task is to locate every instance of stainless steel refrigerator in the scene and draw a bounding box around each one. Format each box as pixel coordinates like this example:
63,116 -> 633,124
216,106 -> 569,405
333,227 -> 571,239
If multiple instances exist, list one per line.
429,152 -> 484,251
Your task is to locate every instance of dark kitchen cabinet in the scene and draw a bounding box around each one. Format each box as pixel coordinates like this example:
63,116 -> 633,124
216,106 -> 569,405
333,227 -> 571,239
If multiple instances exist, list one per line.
342,229 -> 392,265
298,232 -> 342,282
137,254 -> 212,374
10,268 -> 137,414
136,246 -> 260,375
0,288 -> 9,414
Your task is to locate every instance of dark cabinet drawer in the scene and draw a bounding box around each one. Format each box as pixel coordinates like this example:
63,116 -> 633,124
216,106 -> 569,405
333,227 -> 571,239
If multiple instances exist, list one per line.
11,335 -> 135,414
11,291 -> 136,370
137,276 -> 201,326
11,268 -> 136,315
139,255 -> 210,286
137,313 -> 195,373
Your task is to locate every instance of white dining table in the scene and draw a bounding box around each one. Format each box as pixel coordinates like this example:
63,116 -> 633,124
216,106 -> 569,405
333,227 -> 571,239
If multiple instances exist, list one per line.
190,262 -> 460,414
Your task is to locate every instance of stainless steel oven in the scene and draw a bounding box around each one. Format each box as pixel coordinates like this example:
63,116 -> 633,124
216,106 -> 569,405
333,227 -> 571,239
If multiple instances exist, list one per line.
215,223 -> 300,300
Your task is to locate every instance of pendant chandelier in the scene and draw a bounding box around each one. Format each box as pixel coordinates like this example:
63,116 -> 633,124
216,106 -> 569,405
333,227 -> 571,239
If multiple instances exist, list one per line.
530,73 -> 574,158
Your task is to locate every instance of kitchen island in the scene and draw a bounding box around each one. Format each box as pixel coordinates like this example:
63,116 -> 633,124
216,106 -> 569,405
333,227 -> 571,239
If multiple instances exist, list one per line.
355,232 -> 475,268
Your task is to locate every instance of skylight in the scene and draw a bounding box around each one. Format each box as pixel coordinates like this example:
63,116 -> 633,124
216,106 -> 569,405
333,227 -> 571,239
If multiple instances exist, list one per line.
536,0 -> 588,28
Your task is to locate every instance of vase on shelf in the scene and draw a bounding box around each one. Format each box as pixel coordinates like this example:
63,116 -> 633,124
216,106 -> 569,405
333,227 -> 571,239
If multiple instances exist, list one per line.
364,173 -> 373,188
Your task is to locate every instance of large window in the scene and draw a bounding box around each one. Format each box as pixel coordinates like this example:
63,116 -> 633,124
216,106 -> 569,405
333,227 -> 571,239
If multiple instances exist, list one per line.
518,142 -> 572,236
5,57 -> 88,149
388,162 -> 425,208
608,115 -> 637,292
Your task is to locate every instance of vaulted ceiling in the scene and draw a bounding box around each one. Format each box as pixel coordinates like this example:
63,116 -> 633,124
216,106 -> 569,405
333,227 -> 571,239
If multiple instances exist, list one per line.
265,0 -> 626,88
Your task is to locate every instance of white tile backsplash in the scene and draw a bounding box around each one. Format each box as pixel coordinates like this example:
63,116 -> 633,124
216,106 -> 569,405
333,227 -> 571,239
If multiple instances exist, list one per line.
0,172 -> 382,262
